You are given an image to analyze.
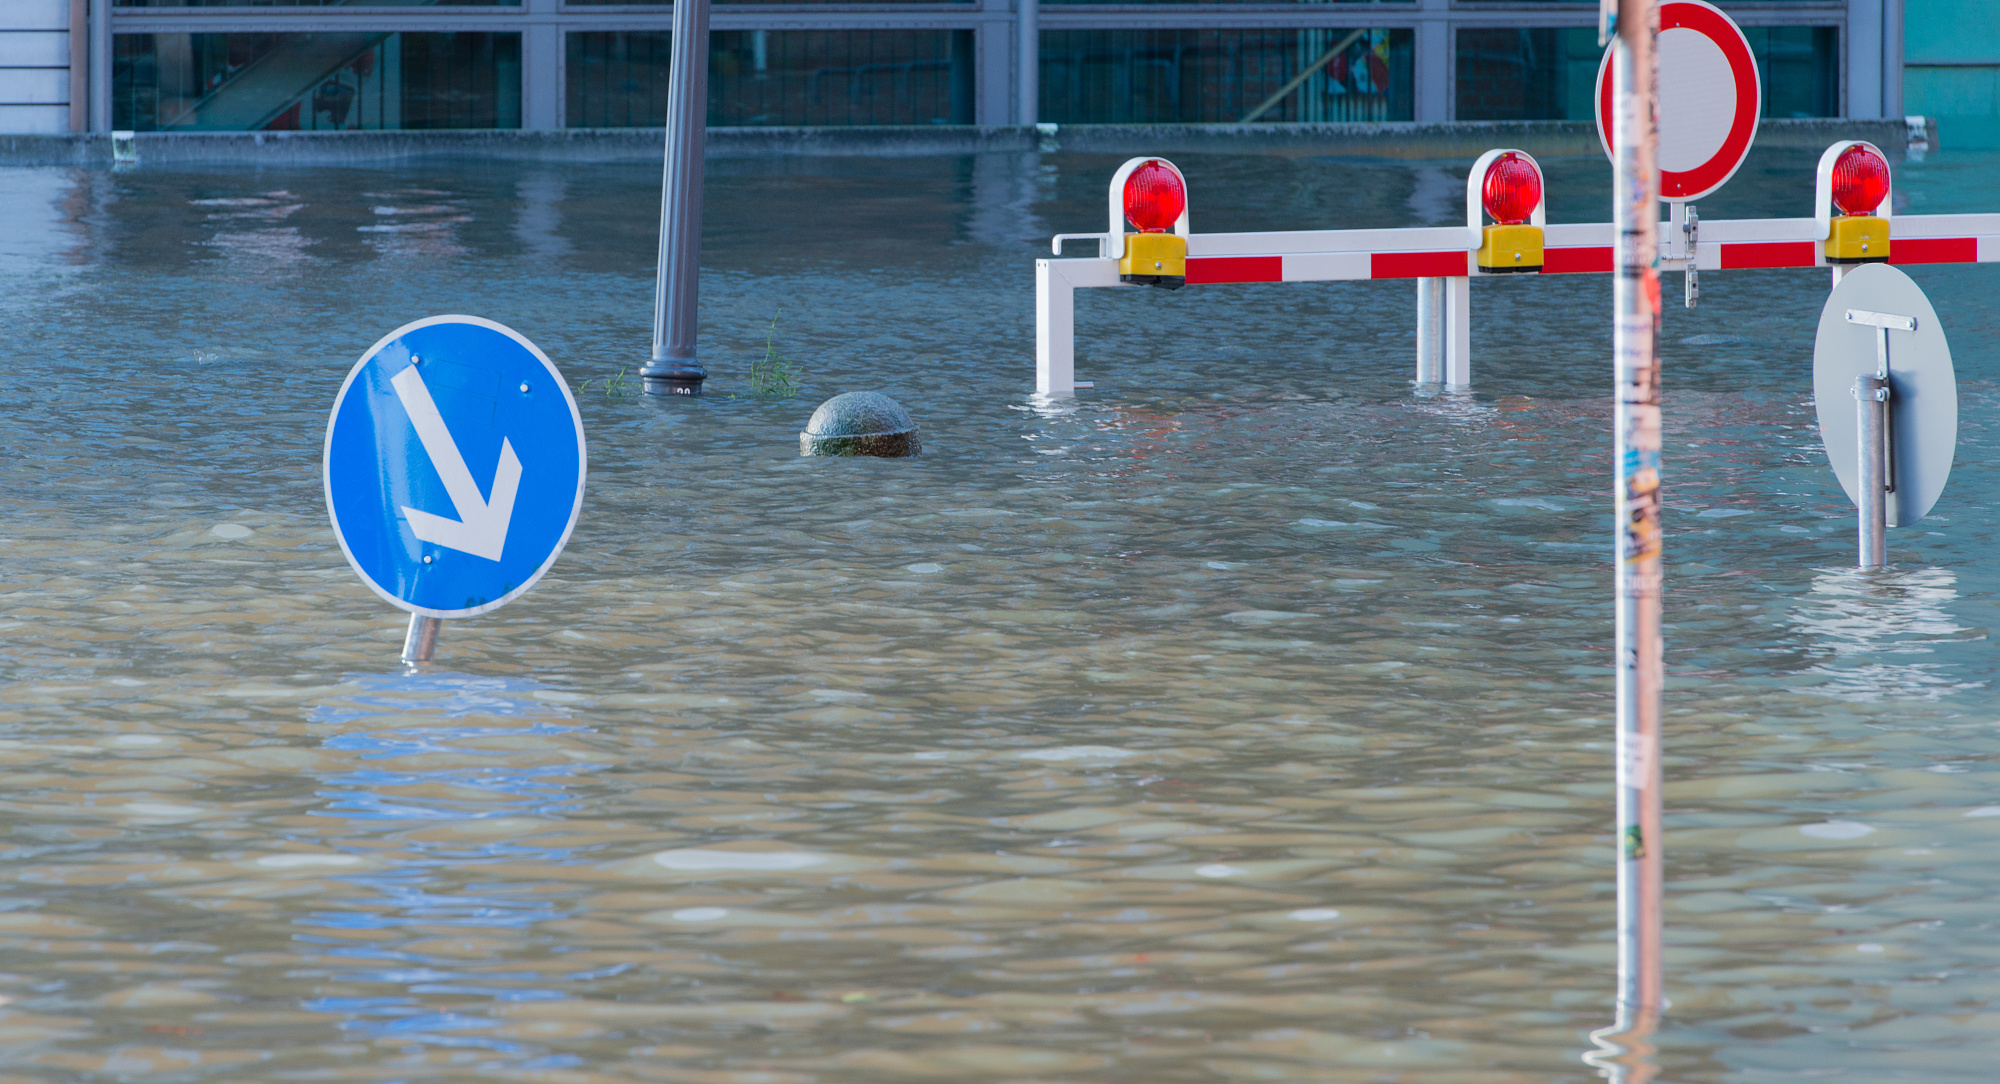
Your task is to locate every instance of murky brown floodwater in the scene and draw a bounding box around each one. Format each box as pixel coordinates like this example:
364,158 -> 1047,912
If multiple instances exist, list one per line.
0,143 -> 1996,1082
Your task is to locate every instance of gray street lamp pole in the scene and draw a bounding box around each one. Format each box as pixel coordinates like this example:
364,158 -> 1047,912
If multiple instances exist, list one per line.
642,0 -> 711,396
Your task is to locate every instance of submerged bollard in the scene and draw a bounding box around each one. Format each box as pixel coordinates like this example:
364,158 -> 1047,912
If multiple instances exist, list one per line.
799,392 -> 920,458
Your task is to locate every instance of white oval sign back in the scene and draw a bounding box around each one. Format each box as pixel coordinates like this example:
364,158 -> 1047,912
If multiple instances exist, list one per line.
1813,264 -> 1957,527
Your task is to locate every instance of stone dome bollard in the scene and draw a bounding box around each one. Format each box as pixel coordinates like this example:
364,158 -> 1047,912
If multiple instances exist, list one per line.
799,392 -> 920,458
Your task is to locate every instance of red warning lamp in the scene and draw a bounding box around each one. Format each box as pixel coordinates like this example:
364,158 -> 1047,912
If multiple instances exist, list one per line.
1830,143 -> 1889,216
1472,148 -> 1544,273
1821,141 -> 1891,264
1123,160 -> 1185,233
1481,153 -> 1542,226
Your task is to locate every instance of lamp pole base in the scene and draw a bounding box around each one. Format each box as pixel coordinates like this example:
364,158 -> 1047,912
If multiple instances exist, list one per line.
640,360 -> 706,397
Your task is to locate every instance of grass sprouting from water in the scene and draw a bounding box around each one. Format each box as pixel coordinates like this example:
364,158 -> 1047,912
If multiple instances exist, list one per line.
576,369 -> 637,399
749,314 -> 800,399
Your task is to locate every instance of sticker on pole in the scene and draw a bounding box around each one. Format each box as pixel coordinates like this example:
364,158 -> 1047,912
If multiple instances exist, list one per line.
1595,0 -> 1762,202
1812,265 -> 1956,527
324,315 -> 586,619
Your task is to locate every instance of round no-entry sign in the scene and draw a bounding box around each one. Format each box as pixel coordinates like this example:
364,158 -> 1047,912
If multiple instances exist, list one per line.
1595,0 -> 1762,202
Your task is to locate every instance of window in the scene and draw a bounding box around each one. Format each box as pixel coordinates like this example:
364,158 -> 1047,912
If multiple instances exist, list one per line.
567,30 -> 975,128
1456,25 -> 1839,121
1041,29 -> 1414,125
113,33 -> 520,131
115,0 -> 508,7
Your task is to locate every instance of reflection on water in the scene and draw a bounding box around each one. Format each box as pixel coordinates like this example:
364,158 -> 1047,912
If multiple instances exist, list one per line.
1792,567 -> 1986,702
0,146 -> 1997,1081
1585,1011 -> 1662,1084
0,169 -> 86,275
193,191 -> 315,267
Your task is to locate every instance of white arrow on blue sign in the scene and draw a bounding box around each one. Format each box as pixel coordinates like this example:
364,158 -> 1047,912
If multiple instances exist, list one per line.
323,315 -> 586,619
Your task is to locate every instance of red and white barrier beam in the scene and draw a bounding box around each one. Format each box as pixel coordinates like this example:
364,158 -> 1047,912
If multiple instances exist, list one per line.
1037,152 -> 2000,397
1164,215 -> 2000,285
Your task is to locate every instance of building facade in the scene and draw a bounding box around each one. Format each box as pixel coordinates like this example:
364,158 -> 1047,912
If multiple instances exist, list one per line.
1904,0 -> 2000,142
0,1 -> 1918,135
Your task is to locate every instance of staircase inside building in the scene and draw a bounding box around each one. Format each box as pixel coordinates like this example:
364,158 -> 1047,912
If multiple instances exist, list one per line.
162,9 -> 407,132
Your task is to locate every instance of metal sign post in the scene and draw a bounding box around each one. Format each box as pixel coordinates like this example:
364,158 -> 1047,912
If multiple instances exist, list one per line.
1846,307 -> 1914,567
1609,0 -> 1665,1021
1854,367 -> 1890,567
403,614 -> 442,663
324,316 -> 588,664
642,0 -> 712,396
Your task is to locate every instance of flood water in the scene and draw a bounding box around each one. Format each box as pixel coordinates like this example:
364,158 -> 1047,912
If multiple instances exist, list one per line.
1,141 -> 1996,1082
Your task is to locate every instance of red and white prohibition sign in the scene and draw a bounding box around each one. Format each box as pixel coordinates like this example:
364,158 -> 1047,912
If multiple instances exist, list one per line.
1594,0 -> 1762,202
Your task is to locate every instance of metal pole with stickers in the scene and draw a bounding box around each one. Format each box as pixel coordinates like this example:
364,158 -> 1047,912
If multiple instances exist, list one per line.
1606,0 -> 1665,1031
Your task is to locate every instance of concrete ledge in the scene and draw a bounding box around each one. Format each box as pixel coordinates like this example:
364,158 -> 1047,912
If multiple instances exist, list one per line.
0,118 -> 1917,167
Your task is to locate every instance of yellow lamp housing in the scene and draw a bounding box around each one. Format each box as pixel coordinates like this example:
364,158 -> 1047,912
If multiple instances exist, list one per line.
1119,232 -> 1186,289
1477,223 -> 1544,273
1825,214 -> 1890,264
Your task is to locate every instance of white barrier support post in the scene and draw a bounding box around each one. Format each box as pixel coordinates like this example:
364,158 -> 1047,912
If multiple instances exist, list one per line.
1036,258 -> 1074,396
1444,276 -> 1472,386
1415,277 -> 1444,383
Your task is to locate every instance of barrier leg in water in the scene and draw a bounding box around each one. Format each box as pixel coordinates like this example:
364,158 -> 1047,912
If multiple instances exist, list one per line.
1445,275 -> 1471,386
1415,277 -> 1443,384
1035,257 -> 1118,396
1416,277 -> 1470,386
1036,259 -> 1072,396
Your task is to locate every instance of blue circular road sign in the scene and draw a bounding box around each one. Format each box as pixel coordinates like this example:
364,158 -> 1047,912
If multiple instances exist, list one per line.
323,315 -> 586,619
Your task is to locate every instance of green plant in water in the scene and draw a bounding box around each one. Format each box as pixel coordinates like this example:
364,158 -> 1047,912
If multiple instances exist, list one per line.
577,369 -> 637,399
749,314 -> 800,399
